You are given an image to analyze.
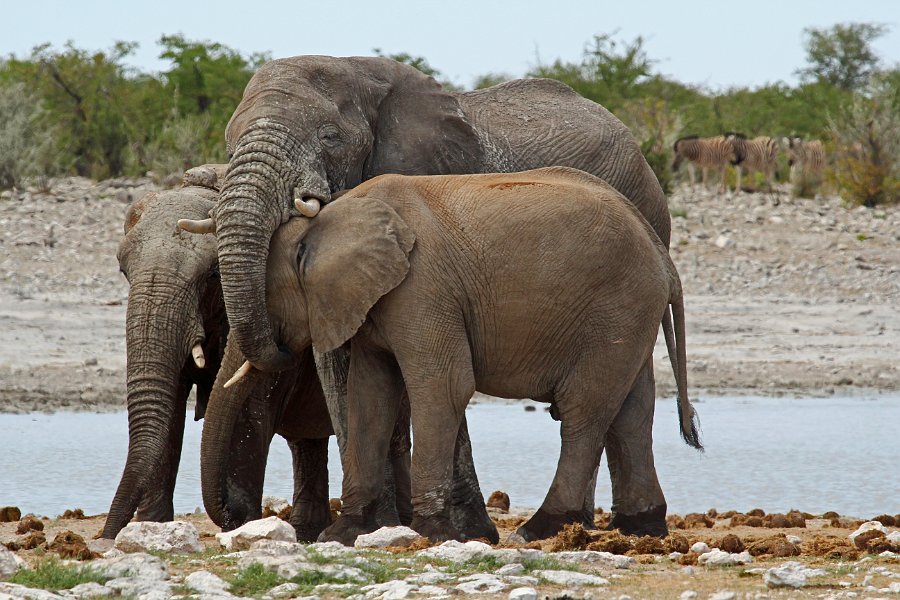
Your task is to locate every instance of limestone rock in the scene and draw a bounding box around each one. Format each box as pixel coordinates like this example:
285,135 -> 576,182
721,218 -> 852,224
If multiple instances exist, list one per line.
455,574 -> 507,594
354,526 -> 424,549
763,561 -> 826,588
509,587 -> 538,600
697,549 -> 752,566
531,570 -> 610,586
88,553 -> 169,581
216,516 -> 297,551
65,582 -> 114,598
267,582 -> 301,598
495,563 -> 525,576
689,542 -> 709,554
0,545 -> 27,577
184,570 -> 231,596
708,592 -> 736,600
554,550 -> 635,569
416,540 -> 493,563
361,579 -> 418,598
103,576 -> 173,599
0,583 -> 65,600
114,521 -> 202,553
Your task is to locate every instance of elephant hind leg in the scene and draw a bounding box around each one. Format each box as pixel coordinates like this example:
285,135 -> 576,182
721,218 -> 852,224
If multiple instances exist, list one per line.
516,375 -> 629,542
605,359 -> 668,537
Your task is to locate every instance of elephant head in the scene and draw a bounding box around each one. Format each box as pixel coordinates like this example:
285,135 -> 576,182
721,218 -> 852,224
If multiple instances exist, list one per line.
103,175 -> 228,538
213,56 -> 479,373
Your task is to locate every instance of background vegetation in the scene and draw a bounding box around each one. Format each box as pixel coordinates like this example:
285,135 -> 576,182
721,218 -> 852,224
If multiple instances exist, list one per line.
1,24 -> 897,205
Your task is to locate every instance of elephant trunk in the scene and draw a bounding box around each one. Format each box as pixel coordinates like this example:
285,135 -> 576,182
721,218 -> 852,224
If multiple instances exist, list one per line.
215,131 -> 300,374
201,338 -> 274,530
102,285 -> 196,538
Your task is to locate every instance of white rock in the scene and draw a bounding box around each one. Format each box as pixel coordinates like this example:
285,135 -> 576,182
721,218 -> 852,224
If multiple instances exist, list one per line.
554,550 -> 635,569
354,526 -> 423,549
306,541 -> 359,558
509,587 -> 537,600
246,539 -> 308,557
262,496 -> 290,514
268,582 -> 301,598
404,571 -> 453,585
682,566 -> 694,575
455,574 -> 507,594
114,521 -> 202,553
104,576 -> 173,600
0,546 -> 27,577
88,553 -> 169,580
690,542 -> 709,554
849,521 -> 888,543
216,516 -> 297,551
532,570 -> 609,586
362,580 -> 417,599
495,563 -> 525,576
502,576 -> 539,587
785,534 -> 803,545
679,592 -> 697,600
698,549 -> 753,567
714,234 -> 735,249
416,540 -> 492,563
184,570 -> 231,596
887,531 -> 900,544
708,592 -> 736,600
64,582 -> 113,599
669,552 -> 683,561
0,583 -> 65,600
762,561 -> 827,589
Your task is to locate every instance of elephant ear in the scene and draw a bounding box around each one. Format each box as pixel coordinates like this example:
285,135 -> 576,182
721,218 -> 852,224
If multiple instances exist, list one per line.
363,59 -> 481,178
302,196 -> 415,353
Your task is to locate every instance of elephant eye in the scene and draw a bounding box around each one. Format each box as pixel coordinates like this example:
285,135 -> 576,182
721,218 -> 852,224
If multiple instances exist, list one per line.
318,124 -> 342,148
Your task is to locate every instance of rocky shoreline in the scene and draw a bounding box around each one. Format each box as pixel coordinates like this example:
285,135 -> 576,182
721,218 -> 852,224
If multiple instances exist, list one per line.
2,177 -> 898,412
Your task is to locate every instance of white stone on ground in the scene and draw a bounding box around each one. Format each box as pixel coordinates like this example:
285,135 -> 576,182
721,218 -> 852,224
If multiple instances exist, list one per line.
114,521 -> 203,553
553,550 -> 635,569
0,583 -> 65,600
262,496 -> 290,514
66,582 -> 114,598
762,561 -> 827,589
416,540 -> 493,563
887,531 -> 900,543
690,542 -> 709,554
698,549 -> 753,566
679,591 -> 697,600
361,579 -> 418,598
785,534 -> 803,545
495,563 -> 525,576
0,546 -> 27,577
508,586 -> 538,600
532,570 -> 609,587
88,553 -> 169,581
184,570 -> 232,596
848,521 -> 888,543
455,574 -> 507,594
354,526 -> 423,549
404,571 -> 453,585
216,516 -> 297,551
708,592 -> 736,600
103,576 -> 173,600
267,582 -> 301,598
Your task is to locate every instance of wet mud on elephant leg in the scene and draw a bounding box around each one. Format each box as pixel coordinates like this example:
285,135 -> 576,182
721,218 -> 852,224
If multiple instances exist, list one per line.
604,358 -> 668,537
287,437 -> 332,542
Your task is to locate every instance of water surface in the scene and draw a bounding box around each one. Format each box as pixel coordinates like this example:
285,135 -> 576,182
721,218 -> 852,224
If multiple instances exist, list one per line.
0,396 -> 897,518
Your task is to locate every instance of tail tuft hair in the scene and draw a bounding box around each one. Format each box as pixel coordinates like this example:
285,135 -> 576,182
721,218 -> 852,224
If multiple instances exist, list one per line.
678,398 -> 703,451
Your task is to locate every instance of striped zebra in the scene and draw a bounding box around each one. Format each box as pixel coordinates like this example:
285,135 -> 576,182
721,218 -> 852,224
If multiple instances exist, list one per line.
726,133 -> 778,192
785,137 -> 826,178
672,135 -> 736,193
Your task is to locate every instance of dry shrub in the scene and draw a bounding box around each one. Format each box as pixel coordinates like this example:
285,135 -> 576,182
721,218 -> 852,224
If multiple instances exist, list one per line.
718,534 -> 745,553
618,98 -> 682,194
827,77 -> 900,207
550,522 -> 590,551
49,531 -> 98,560
587,531 -> 633,555
746,536 -> 801,557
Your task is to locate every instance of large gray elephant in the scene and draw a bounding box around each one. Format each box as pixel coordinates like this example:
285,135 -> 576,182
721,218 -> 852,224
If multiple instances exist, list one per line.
103,168 -> 413,542
241,168 -> 700,543
209,55 -> 673,535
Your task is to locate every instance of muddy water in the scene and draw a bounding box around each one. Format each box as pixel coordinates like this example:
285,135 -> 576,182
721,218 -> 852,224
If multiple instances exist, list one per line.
1,396 -> 898,518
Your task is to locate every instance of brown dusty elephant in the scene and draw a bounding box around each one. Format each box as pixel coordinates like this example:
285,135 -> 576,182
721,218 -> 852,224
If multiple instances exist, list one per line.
228,167 -> 700,544
103,167 -> 337,540
200,55 -> 675,536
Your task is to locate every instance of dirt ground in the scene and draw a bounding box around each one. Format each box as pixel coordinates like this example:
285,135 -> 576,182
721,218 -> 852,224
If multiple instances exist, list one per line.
1,177 -> 897,412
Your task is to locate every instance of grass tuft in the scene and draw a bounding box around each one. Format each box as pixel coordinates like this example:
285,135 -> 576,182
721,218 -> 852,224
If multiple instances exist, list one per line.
228,564 -> 284,597
7,557 -> 109,591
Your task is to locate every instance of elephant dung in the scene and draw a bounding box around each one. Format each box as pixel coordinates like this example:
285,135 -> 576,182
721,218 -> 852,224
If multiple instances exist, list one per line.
0,507 -> 22,523
114,521 -> 203,554
486,490 -> 510,512
49,530 -> 99,560
216,516 -> 297,551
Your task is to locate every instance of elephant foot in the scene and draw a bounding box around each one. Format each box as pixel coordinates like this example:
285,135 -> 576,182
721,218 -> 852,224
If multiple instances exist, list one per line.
608,505 -> 668,538
290,503 -> 332,543
515,507 -> 585,542
317,513 -> 377,546
411,514 -> 462,543
450,500 -> 499,544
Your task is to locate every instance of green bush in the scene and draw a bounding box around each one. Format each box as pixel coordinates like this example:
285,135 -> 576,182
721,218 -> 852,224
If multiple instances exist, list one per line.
0,81 -> 63,188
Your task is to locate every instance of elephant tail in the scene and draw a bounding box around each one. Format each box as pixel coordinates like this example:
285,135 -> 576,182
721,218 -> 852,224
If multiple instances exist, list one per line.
663,288 -> 703,451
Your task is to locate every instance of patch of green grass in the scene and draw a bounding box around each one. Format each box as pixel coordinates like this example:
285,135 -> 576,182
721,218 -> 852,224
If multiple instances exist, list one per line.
304,547 -> 331,565
670,207 -> 688,219
227,564 -> 284,597
7,557 -> 109,591
856,233 -> 871,241
289,570 -> 353,589
444,554 -> 503,574
521,556 -> 575,573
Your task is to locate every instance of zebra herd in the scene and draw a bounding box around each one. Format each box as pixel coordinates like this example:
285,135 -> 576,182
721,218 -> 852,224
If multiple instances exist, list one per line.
672,134 -> 827,193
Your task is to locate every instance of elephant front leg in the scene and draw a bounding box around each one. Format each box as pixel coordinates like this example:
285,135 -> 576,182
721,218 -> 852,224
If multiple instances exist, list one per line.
448,416 -> 499,543
318,346 -> 402,546
605,360 -> 668,537
287,438 -> 331,542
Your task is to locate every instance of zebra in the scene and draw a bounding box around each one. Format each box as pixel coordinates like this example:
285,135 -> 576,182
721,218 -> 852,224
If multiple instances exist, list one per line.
726,133 -> 779,192
672,135 -> 737,193
785,136 -> 826,178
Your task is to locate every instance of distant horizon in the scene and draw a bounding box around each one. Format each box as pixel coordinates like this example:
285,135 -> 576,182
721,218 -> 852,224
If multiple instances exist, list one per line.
5,0 -> 899,91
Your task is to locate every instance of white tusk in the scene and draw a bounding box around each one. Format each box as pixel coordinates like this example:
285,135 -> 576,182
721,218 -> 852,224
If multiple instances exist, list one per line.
294,197 -> 321,218
191,343 -> 206,369
178,217 -> 216,234
224,360 -> 254,388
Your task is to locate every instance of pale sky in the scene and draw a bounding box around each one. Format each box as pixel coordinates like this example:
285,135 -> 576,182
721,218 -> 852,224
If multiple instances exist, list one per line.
5,0 -> 899,90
